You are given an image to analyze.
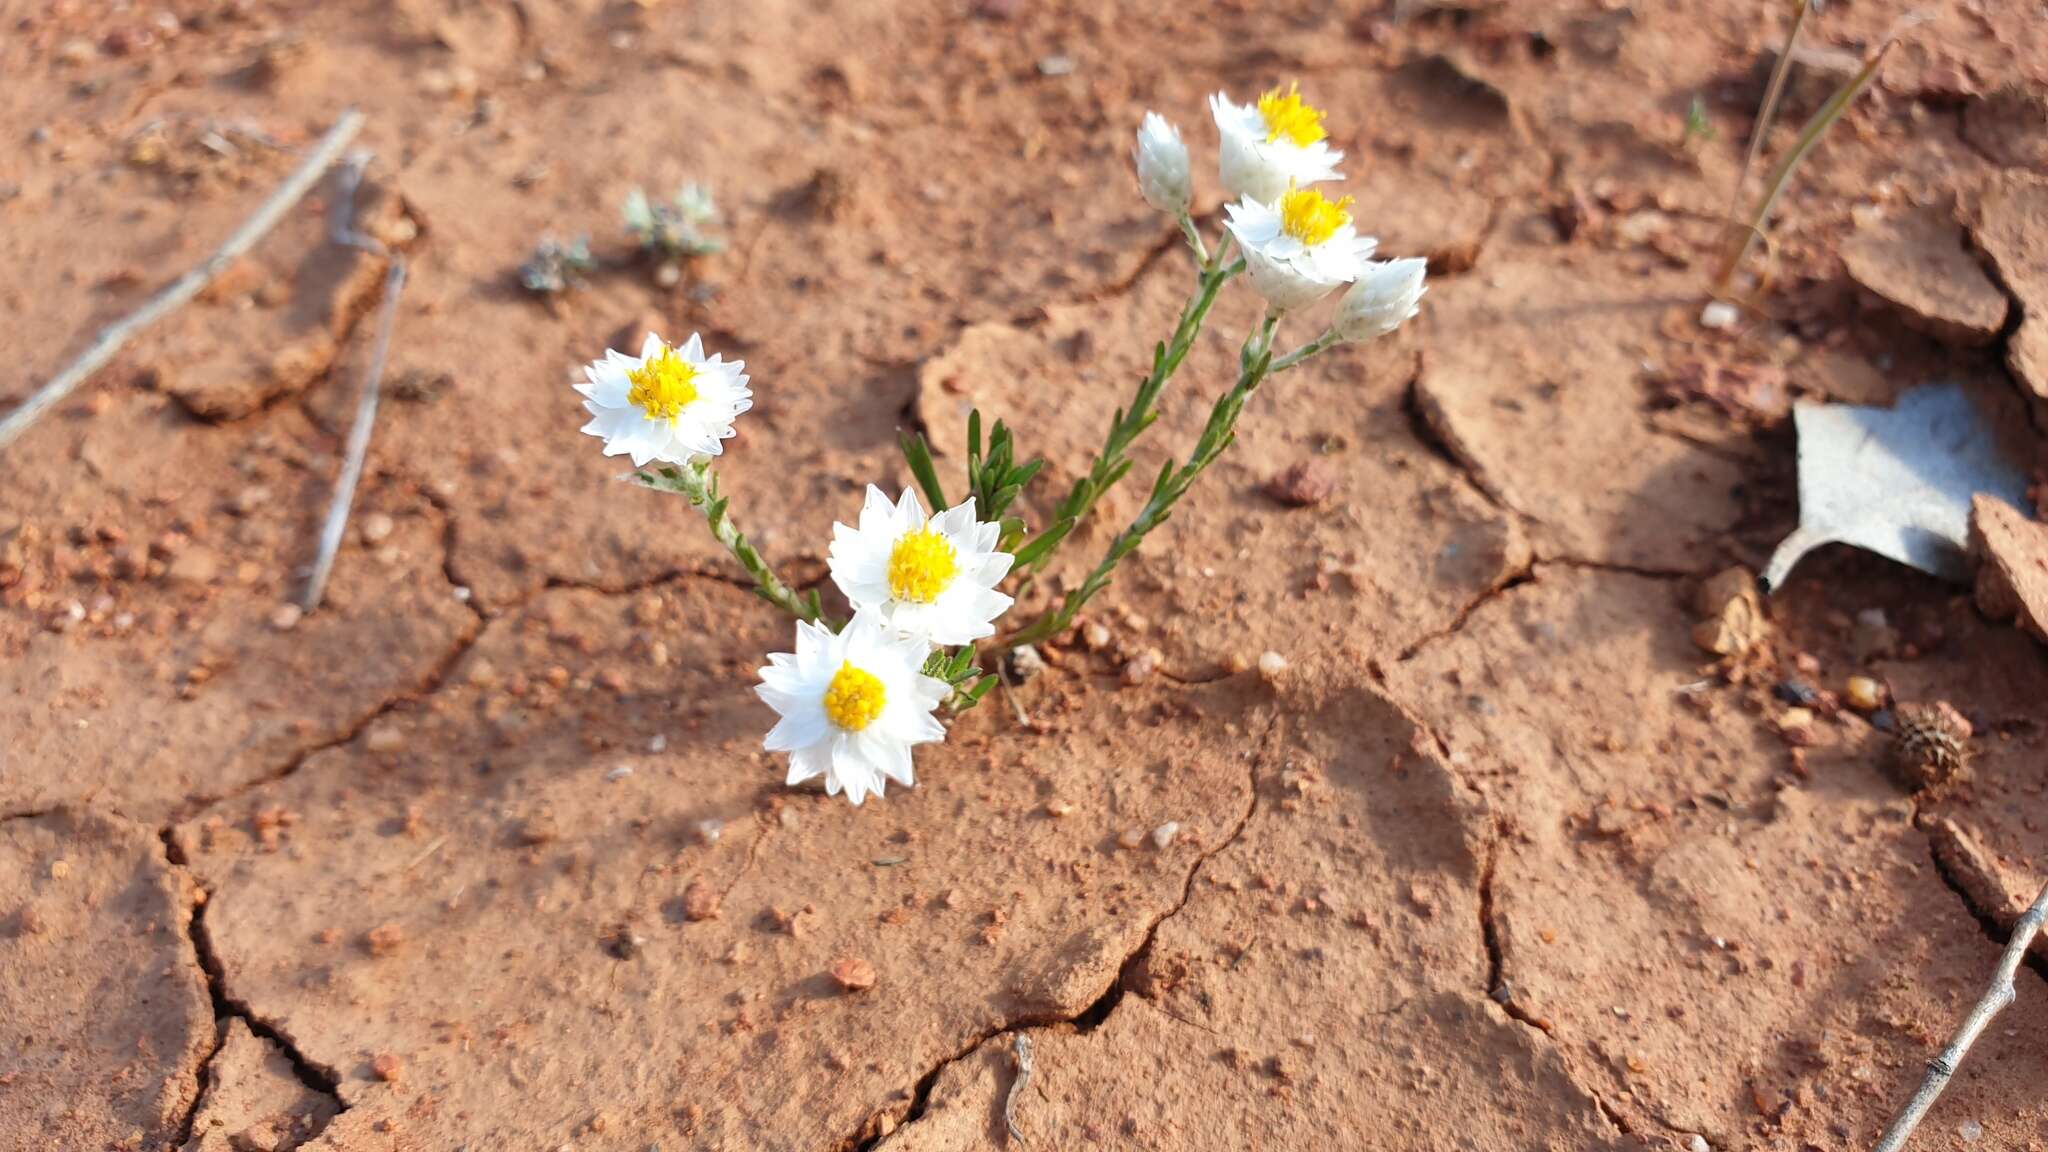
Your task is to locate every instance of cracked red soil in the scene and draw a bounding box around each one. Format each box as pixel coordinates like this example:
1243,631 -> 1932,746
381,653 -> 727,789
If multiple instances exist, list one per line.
4,2 -> 2048,1150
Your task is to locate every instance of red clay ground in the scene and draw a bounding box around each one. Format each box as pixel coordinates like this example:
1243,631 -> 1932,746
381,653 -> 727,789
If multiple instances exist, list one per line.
4,2 -> 2048,1150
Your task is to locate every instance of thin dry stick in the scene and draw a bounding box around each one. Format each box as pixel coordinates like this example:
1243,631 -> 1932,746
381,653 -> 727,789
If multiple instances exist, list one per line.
0,109 -> 365,453
1872,878 -> 2048,1152
301,151 -> 407,611
1004,1032 -> 1035,1148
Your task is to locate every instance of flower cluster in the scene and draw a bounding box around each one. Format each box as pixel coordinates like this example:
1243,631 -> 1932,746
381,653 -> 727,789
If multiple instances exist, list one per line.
577,82 -> 1423,808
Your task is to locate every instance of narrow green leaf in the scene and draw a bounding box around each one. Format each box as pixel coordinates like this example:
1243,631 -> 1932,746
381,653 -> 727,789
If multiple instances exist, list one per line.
899,431 -> 948,509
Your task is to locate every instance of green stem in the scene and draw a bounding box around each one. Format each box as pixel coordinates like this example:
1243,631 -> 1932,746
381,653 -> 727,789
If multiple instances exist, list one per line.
1004,311 -> 1282,651
1270,329 -> 1341,372
629,461 -> 822,623
1018,255 -> 1245,574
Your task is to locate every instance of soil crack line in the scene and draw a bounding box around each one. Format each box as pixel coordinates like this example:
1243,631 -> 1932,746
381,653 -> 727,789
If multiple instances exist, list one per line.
162,828 -> 345,1145
844,707 -> 1280,1151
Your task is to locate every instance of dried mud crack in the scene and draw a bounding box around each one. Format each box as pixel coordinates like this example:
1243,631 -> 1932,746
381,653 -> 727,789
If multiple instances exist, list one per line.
164,828 -> 346,1150
849,709 -> 1277,1151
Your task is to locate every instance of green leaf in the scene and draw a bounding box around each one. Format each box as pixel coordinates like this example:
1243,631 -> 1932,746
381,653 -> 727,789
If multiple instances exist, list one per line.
1012,518 -> 1074,568
899,431 -> 948,510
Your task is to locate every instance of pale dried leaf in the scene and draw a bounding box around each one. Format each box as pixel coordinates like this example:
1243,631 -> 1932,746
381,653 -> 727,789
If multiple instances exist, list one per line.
1763,383 -> 2029,590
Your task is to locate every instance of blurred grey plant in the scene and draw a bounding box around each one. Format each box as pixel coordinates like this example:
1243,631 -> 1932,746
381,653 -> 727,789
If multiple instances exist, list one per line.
519,234 -> 596,296
624,183 -> 726,273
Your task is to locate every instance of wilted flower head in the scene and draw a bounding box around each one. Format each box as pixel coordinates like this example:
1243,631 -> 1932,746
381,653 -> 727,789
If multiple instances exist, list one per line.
576,332 -> 752,467
1223,186 -> 1376,311
1209,84 -> 1344,204
1133,112 -> 1192,214
1332,258 -> 1427,343
756,611 -> 950,806
828,486 -> 1015,647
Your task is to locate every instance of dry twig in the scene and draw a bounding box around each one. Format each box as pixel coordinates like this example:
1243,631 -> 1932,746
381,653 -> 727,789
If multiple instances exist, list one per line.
301,150 -> 409,611
0,109 -> 365,453
1872,878 -> 2048,1152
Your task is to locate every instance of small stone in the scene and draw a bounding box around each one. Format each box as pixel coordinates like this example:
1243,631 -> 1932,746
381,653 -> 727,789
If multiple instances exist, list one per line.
1692,566 -> 1765,656
1036,54 -> 1076,76
1699,301 -> 1740,330
1687,1136 -> 1711,1152
1044,799 -> 1074,818
1007,643 -> 1046,681
371,1052 -> 402,1082
1775,707 -> 1816,746
1151,821 -> 1180,849
829,956 -> 877,992
1266,460 -> 1338,507
268,603 -> 303,632
1121,648 -> 1162,686
1080,621 -> 1113,651
1845,675 -> 1884,712
359,512 -> 396,544
364,922 -> 404,956
363,723 -> 405,754
1851,607 -> 1899,663
681,878 -> 721,922
1117,827 -> 1147,850
1958,1119 -> 1984,1143
605,764 -> 634,782
1257,651 -> 1289,681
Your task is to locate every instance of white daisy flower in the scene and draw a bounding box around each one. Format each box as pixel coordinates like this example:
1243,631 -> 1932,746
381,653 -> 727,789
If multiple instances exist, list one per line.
575,332 -> 752,468
1210,84 -> 1344,204
828,486 -> 1015,647
1223,187 -> 1377,311
757,611 -> 950,806
1133,111 -> 1192,214
1332,257 -> 1428,343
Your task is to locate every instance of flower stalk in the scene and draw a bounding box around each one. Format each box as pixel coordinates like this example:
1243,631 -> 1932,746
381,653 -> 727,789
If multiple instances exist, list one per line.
1005,310 -> 1282,651
631,462 -> 822,622
1017,252 -> 1245,574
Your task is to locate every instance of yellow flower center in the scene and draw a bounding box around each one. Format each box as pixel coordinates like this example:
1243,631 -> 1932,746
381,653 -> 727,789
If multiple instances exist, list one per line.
626,347 -> 701,425
1279,186 -> 1354,247
1258,83 -> 1328,147
823,662 -> 886,732
886,526 -> 961,604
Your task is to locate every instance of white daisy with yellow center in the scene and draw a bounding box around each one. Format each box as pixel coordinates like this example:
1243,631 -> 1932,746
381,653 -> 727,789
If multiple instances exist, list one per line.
575,332 -> 752,468
827,486 -> 1015,647
1224,186 -> 1378,311
1210,84 -> 1344,204
757,611 -> 950,806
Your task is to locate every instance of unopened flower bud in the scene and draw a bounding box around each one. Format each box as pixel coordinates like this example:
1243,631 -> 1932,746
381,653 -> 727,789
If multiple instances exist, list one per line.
1332,258 -> 1427,343
1133,112 -> 1192,214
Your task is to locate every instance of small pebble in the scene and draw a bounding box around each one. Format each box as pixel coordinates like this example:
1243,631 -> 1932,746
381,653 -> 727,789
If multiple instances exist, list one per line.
371,1053 -> 402,1082
363,723 -> 405,754
269,603 -> 303,632
605,764 -> 634,782
1958,1119 -> 1983,1143
1117,827 -> 1146,850
694,819 -> 723,844
1151,821 -> 1180,849
829,956 -> 877,992
681,878 -> 721,922
1257,651 -> 1288,681
1121,648 -> 1162,686
648,734 -> 668,753
1008,643 -> 1046,681
359,512 -> 395,544
1845,675 -> 1883,712
1080,621 -> 1113,651
1044,799 -> 1074,818
1687,1136 -> 1710,1152
1700,301 -> 1740,329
